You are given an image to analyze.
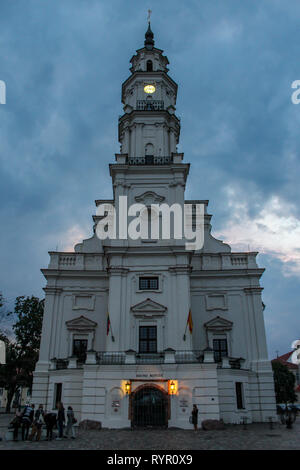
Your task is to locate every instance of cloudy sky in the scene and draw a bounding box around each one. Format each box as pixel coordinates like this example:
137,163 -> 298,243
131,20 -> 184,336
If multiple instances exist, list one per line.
0,0 -> 299,358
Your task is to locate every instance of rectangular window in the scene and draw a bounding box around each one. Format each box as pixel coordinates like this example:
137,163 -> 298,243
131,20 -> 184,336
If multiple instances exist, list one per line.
139,277 -> 159,290
139,326 -> 157,353
73,339 -> 88,363
213,338 -> 228,362
53,383 -> 62,409
235,382 -> 244,409
0,388 -> 3,396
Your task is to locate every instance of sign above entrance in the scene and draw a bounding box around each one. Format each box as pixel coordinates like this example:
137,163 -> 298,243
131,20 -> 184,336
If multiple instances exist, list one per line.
136,372 -> 164,379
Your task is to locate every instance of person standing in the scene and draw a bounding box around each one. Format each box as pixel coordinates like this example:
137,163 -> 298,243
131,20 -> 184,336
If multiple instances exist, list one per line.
10,407 -> 22,441
56,402 -> 66,440
29,404 -> 45,441
21,403 -> 34,441
44,411 -> 56,441
192,404 -> 198,432
65,406 -> 76,439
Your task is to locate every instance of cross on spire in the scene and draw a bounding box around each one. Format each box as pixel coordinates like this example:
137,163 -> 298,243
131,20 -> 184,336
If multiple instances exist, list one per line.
144,12 -> 154,50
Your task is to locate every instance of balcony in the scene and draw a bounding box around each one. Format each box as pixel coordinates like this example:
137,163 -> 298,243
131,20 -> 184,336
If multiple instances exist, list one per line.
136,100 -> 164,111
128,155 -> 172,165
50,351 -> 244,369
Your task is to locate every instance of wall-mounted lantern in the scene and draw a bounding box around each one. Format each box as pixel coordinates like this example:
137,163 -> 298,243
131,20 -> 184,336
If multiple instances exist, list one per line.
168,380 -> 177,395
125,381 -> 131,395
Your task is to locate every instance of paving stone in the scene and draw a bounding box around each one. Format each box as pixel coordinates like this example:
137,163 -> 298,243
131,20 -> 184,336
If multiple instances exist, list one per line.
0,413 -> 300,450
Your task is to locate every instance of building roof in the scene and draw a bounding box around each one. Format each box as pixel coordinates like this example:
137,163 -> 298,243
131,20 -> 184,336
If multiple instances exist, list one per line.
271,351 -> 299,370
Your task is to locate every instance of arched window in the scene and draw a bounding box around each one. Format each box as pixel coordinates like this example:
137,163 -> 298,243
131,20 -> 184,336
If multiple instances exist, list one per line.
145,143 -> 154,156
146,60 -> 153,72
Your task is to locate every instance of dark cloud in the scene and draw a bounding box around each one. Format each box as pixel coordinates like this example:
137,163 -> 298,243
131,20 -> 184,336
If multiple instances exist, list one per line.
0,0 -> 299,356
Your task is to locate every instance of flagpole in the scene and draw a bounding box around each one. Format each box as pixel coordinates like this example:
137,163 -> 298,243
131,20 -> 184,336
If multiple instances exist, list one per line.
183,309 -> 193,341
110,324 -> 115,342
183,322 -> 188,341
107,312 -> 115,342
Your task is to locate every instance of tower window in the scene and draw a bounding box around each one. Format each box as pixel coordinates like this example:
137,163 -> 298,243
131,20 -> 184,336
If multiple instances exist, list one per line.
146,60 -> 153,71
213,338 -> 228,362
139,277 -> 159,290
235,382 -> 245,409
139,326 -> 157,353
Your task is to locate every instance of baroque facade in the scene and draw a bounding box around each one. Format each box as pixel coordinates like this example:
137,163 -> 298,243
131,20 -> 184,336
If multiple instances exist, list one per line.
32,24 -> 277,428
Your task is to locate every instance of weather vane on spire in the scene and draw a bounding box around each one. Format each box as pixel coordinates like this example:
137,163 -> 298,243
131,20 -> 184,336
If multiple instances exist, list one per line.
147,9 -> 152,24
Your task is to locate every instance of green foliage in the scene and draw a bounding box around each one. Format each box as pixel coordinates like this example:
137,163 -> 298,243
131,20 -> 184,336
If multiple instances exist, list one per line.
272,361 -> 298,404
0,296 -> 44,411
8,296 -> 44,354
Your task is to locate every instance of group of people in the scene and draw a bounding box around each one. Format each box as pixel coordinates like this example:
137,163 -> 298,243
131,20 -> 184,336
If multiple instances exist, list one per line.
10,401 -> 77,442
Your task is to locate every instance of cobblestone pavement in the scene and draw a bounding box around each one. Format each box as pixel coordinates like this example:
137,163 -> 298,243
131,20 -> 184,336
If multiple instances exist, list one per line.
0,413 -> 299,450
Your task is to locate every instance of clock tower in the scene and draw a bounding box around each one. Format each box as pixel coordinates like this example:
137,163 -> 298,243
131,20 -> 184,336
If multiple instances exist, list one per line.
31,21 -> 277,431
119,24 -> 180,161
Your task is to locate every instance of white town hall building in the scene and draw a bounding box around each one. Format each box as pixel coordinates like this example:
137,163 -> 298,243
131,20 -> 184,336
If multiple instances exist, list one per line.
32,24 -> 277,428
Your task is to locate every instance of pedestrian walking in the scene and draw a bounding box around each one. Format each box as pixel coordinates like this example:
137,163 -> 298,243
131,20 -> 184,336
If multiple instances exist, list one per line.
65,406 -> 76,439
21,403 -> 34,441
29,404 -> 45,441
192,404 -> 198,432
56,402 -> 66,440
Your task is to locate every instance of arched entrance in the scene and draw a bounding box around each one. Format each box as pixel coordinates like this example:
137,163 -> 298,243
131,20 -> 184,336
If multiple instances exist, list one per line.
131,385 -> 168,428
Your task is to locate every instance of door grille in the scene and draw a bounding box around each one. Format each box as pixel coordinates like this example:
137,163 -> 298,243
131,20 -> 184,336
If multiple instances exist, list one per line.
132,386 -> 168,428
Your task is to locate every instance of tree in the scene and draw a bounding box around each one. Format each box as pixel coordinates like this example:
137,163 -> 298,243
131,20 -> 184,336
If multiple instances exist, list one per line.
0,296 -> 44,412
272,361 -> 298,404
0,335 -> 31,412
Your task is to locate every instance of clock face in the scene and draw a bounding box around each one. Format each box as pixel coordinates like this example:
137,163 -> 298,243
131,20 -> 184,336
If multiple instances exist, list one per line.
144,84 -> 156,94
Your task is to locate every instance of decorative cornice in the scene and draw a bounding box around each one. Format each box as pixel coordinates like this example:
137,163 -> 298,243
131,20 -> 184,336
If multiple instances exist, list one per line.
131,297 -> 167,314
204,315 -> 233,331
135,191 -> 165,204
66,315 -> 98,331
107,266 -> 129,276
244,287 -> 264,295
168,265 -> 192,275
43,287 -> 63,295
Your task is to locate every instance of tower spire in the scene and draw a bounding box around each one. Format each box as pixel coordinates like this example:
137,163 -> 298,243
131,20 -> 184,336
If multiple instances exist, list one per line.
145,10 -> 154,50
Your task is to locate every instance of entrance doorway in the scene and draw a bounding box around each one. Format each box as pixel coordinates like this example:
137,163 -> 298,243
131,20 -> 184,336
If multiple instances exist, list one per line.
132,386 -> 168,428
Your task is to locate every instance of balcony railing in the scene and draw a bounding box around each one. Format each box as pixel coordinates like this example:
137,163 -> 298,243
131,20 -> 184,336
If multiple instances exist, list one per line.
50,352 -> 245,369
96,352 -> 126,365
128,155 -> 172,165
175,350 -> 204,363
136,353 -> 165,364
136,100 -> 164,111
